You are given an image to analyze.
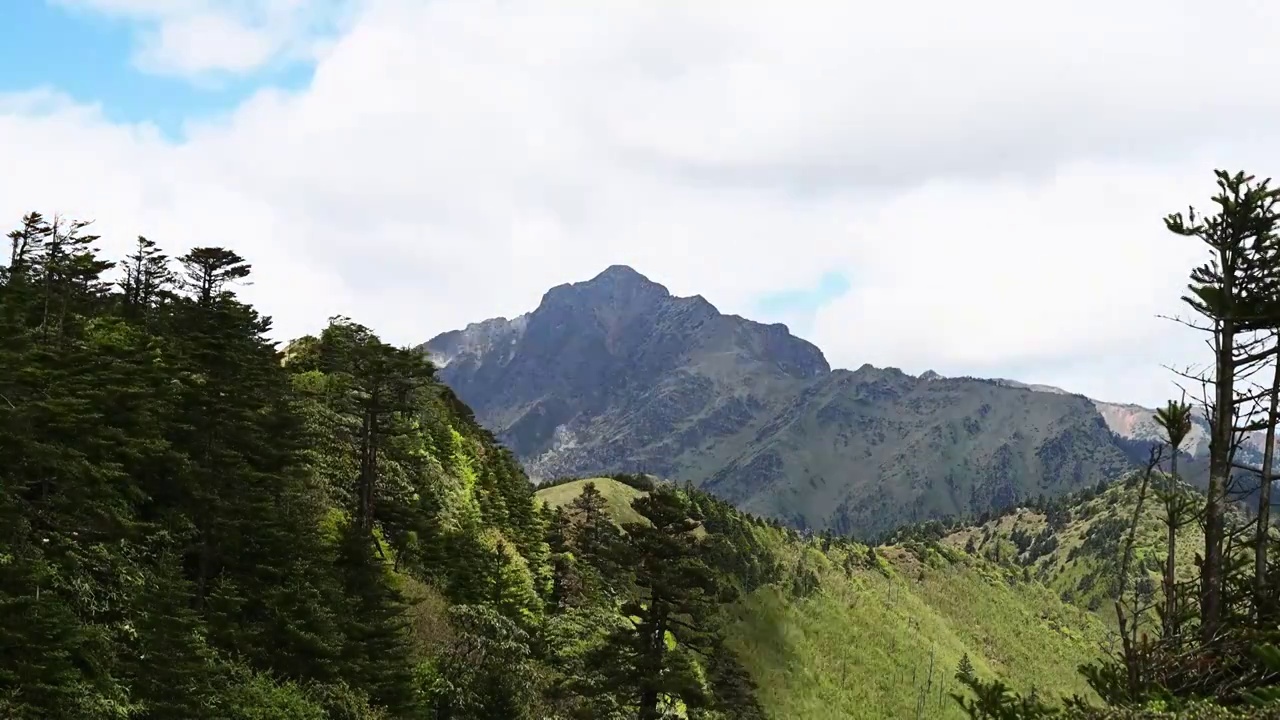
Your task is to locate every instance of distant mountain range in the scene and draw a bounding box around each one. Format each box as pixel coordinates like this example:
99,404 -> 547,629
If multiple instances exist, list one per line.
420,265 -> 1243,537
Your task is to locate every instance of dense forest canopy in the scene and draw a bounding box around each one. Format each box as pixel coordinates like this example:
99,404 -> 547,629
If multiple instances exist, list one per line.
0,214 -> 774,718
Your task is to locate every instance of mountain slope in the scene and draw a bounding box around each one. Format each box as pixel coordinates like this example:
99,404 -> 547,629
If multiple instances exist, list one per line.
536,478 -> 1110,718
425,264 -> 826,465
703,368 -> 1134,535
421,265 -> 828,479
422,266 -> 1141,537
994,378 -> 1271,470
929,471 -> 1247,631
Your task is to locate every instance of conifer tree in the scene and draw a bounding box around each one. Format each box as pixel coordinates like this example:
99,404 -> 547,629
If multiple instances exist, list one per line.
1154,399 -> 1196,640
425,604 -> 540,720
0,216 -> 144,716
593,487 -> 732,719
333,523 -> 420,715
488,538 -> 541,622
547,506 -> 586,610
119,549 -> 223,720
699,649 -> 766,720
120,235 -> 174,324
568,482 -> 628,599
1165,170 -> 1280,638
165,248 -> 348,685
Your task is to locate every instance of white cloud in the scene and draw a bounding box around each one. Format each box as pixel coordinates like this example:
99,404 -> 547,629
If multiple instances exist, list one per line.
52,0 -> 355,76
6,0 -> 1280,407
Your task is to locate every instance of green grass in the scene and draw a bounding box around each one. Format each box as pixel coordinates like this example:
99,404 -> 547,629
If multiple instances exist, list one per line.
940,474 -> 1206,628
538,476 -> 1112,718
724,539 -> 1108,719
535,477 -> 648,526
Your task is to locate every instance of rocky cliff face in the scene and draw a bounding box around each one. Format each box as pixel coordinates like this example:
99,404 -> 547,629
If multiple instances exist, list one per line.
421,266 -> 1166,536
421,265 -> 827,463
993,378 -> 1276,466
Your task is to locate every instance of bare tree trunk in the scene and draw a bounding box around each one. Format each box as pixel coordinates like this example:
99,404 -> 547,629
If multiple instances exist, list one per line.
1255,349 -> 1280,615
1118,451 -> 1159,695
39,216 -> 59,342
637,602 -> 667,720
358,409 -> 375,532
1203,318 -> 1235,643
1164,447 -> 1180,640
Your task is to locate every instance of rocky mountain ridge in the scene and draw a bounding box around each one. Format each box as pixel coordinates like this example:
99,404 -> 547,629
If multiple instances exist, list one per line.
989,378 -> 1277,465
419,266 -> 1218,536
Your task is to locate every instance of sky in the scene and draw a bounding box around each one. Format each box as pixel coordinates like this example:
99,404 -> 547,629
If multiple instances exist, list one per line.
2,0 -> 1278,408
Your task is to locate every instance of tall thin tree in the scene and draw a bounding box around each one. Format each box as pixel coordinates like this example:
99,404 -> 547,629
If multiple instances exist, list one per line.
1155,398 -> 1194,640
1165,169 -> 1280,640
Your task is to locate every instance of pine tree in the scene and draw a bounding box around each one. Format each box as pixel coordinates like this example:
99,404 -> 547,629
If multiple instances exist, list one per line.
0,215 -> 144,716
2,210 -> 770,717
1154,399 -> 1195,640
593,487 -> 730,719
699,649 -> 766,720
547,506 -> 586,610
333,523 -> 420,715
425,604 -> 539,720
119,549 -> 223,720
119,235 -> 174,325
163,248 -> 347,685
568,482 -> 627,599
1165,171 -> 1280,638
488,538 -> 541,622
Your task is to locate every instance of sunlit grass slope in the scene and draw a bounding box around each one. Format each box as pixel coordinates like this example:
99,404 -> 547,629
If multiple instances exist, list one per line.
538,478 -> 1110,719
939,474 -> 1206,628
535,477 -> 648,525
725,538 -> 1108,719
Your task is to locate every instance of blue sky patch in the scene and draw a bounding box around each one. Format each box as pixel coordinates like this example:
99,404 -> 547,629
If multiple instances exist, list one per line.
754,270 -> 852,317
0,2 -> 312,139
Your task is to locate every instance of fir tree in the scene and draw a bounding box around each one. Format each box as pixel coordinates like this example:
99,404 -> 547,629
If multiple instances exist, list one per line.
568,482 -> 627,599
957,653 -> 975,683
425,604 -> 540,720
333,523 -> 420,715
119,235 -> 174,324
593,487 -> 731,719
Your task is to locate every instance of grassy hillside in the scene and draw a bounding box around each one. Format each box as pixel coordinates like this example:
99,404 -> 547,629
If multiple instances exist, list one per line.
728,542 -> 1108,719
538,478 -> 1112,719
536,477 -> 647,525
935,474 -> 1206,626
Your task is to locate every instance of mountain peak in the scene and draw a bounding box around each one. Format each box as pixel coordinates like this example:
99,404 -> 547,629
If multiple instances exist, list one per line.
591,264 -> 649,283
579,264 -> 670,296
538,265 -> 671,314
